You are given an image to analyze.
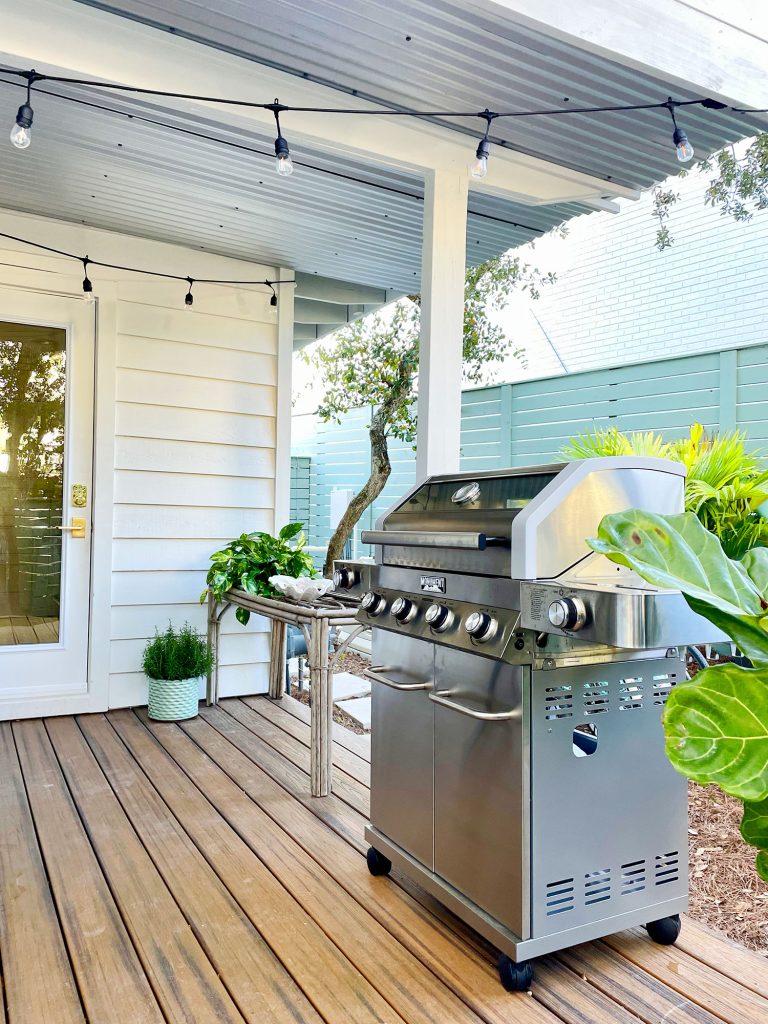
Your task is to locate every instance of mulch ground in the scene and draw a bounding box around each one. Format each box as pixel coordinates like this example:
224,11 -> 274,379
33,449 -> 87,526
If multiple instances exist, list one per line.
291,650 -> 768,953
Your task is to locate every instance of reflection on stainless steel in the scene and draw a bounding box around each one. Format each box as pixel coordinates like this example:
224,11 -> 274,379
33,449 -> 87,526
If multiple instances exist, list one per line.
344,457 -> 711,974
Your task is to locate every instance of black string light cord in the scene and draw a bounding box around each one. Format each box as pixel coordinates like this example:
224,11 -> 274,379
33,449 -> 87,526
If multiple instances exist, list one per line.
4,64 -> 751,179
0,228 -> 295,306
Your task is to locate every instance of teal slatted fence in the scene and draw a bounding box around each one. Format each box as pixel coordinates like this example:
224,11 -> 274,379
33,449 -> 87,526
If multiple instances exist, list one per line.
292,343 -> 768,560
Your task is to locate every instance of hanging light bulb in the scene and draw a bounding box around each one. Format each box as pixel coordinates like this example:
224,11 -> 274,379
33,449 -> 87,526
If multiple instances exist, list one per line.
471,137 -> 490,179
184,277 -> 194,308
274,135 -> 293,177
10,71 -> 37,150
81,258 -> 95,304
269,283 -> 278,307
666,99 -> 694,164
673,126 -> 694,163
470,110 -> 495,180
270,99 -> 294,177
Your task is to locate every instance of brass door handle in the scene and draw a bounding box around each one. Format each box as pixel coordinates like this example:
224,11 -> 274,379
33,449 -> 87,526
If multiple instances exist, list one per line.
57,517 -> 86,539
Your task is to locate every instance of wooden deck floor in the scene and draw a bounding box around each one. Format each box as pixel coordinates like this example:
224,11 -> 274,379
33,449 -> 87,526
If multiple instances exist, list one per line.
2,695 -> 768,1024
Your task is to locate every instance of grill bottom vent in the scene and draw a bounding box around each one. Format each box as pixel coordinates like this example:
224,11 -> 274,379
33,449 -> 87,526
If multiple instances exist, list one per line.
545,877 -> 574,916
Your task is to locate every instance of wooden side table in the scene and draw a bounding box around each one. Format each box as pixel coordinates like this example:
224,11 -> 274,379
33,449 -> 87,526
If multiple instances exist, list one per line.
206,589 -> 363,797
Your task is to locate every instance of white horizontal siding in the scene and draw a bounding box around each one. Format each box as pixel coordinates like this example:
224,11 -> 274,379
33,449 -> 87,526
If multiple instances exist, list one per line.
110,293 -> 278,706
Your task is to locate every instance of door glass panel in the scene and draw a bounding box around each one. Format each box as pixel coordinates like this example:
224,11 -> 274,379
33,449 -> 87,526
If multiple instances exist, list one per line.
0,321 -> 66,646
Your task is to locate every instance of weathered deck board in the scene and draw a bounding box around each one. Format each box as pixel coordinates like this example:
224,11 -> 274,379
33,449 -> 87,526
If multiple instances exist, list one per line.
46,716 -> 248,1024
0,722 -> 84,1024
13,720 -> 163,1024
1,700 -> 765,1024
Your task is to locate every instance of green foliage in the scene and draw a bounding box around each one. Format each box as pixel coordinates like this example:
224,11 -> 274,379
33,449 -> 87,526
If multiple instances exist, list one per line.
563,423 -> 768,558
201,523 -> 315,625
142,623 -> 214,681
703,136 -> 768,223
304,252 -> 552,446
651,186 -> 679,251
589,508 -> 768,879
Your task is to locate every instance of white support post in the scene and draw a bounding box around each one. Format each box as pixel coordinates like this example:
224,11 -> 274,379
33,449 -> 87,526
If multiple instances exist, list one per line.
273,266 -> 295,530
416,166 -> 469,481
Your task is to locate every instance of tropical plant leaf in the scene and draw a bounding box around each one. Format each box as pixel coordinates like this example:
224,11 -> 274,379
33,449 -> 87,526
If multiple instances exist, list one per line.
235,606 -> 251,626
279,522 -> 304,540
741,796 -> 768,882
589,510 -> 768,665
664,663 -> 768,802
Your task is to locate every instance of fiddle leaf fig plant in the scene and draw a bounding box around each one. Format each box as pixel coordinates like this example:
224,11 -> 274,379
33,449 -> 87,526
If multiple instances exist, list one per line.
201,523 -> 315,625
589,508 -> 768,880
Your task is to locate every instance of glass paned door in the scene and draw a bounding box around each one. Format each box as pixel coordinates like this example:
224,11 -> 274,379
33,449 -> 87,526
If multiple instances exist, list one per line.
0,322 -> 66,645
0,291 -> 94,715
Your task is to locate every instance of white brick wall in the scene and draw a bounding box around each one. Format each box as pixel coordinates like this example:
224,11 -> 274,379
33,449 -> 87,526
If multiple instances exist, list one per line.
499,155 -> 768,380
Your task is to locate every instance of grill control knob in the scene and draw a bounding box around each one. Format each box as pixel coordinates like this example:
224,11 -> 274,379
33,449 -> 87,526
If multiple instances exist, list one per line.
391,597 -> 417,623
425,603 -> 453,633
464,611 -> 498,643
548,597 -> 587,631
333,566 -> 359,590
361,591 -> 386,616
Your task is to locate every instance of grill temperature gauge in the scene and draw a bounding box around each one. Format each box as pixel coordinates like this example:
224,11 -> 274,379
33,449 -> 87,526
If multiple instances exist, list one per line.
425,603 -> 453,632
361,591 -> 386,616
464,611 -> 498,643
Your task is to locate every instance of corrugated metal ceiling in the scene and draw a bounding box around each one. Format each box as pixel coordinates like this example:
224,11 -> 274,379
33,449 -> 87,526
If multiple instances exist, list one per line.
78,0 -> 768,189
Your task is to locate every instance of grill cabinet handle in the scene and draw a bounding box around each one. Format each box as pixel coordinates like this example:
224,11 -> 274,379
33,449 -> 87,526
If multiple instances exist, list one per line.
360,530 -> 489,550
365,667 -> 432,691
429,689 -> 520,721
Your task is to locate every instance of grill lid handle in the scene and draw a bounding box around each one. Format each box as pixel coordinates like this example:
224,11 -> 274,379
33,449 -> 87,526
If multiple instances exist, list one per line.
360,530 -> 494,550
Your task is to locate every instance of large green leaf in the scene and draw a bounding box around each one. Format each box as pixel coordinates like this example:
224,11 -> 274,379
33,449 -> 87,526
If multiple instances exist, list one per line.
589,510 -> 768,665
664,663 -> 768,801
741,796 -> 768,882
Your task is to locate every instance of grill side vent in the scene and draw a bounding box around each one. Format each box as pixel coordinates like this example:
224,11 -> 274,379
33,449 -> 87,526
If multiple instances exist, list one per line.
655,851 -> 679,885
619,676 -> 644,710
621,859 -> 647,895
582,680 -> 610,715
545,685 -> 573,720
584,867 -> 611,906
546,877 -> 575,916
652,672 -> 678,705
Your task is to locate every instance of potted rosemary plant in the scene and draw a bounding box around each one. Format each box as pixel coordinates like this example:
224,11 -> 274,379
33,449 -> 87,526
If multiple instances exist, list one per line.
142,623 -> 214,721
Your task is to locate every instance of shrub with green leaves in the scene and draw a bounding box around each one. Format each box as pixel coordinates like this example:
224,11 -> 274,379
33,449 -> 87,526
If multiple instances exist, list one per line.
590,509 -> 768,880
201,523 -> 315,625
142,623 -> 214,681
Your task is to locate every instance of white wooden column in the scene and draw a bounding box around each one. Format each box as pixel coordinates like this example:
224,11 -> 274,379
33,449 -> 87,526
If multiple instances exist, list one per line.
273,265 -> 296,530
416,166 -> 469,480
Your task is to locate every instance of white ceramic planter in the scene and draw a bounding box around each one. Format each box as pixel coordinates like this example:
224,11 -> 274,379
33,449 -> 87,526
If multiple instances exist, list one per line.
147,676 -> 201,721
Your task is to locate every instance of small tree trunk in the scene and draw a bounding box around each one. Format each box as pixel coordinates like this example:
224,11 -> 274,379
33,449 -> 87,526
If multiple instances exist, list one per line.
323,407 -> 391,577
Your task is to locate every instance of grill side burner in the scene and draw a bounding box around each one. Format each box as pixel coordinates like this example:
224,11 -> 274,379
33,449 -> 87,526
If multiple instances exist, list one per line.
344,456 -> 723,991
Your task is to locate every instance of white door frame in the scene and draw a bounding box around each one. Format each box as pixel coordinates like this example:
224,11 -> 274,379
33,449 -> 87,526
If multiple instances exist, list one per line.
0,281 -> 116,719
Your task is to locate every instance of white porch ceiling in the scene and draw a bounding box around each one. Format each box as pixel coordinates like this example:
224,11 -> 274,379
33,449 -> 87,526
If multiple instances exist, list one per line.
76,0 -> 768,189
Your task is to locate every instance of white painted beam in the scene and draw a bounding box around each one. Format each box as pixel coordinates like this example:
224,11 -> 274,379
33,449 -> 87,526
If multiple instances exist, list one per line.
0,0 -> 636,206
477,0 -> 768,109
274,265 -> 295,531
294,273 -> 388,305
416,167 -> 468,480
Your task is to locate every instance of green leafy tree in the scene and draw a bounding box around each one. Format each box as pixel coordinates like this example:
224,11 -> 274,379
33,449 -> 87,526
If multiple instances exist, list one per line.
590,509 -> 768,879
304,253 -> 553,577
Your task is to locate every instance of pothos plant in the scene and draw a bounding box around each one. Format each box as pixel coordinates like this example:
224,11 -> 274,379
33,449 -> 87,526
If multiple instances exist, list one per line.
201,523 -> 315,625
589,509 -> 768,879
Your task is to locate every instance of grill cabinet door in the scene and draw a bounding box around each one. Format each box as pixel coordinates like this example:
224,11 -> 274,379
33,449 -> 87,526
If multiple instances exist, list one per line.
433,648 -> 528,938
370,631 -> 435,869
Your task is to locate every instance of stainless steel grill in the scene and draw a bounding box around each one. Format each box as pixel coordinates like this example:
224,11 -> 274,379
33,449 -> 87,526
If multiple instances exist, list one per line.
334,456 -> 721,991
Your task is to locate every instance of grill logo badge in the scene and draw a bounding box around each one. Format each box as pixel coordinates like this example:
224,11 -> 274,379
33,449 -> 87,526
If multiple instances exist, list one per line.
420,575 -> 447,594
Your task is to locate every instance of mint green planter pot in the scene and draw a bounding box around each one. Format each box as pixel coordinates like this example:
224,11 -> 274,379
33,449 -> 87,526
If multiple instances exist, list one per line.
147,676 -> 201,721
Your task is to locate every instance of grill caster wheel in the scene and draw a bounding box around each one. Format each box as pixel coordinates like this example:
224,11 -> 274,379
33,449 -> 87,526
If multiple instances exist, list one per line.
366,847 -> 392,876
646,914 -> 681,945
498,954 -> 534,992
